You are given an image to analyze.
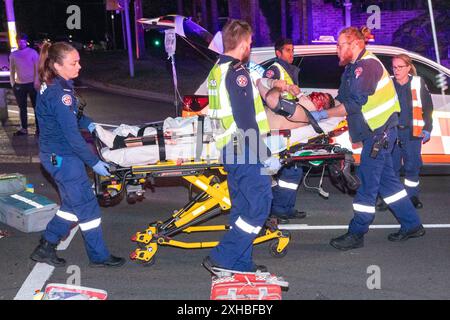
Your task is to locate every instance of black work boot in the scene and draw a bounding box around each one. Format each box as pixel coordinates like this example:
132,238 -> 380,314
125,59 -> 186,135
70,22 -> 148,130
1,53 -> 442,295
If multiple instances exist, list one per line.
89,255 -> 126,268
330,232 -> 364,251
388,225 -> 425,242
410,196 -> 423,209
30,238 -> 66,267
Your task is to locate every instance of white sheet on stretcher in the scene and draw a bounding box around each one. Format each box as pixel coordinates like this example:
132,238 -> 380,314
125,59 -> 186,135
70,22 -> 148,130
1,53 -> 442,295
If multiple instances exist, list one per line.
95,116 -> 345,167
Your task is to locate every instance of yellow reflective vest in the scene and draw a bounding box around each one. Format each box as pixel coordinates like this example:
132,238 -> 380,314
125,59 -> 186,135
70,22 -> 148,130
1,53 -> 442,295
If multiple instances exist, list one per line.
207,61 -> 270,150
270,62 -> 297,100
360,51 -> 401,131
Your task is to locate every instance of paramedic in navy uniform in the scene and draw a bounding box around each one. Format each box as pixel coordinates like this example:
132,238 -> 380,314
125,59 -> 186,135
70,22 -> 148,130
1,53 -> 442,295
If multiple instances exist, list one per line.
311,27 -> 425,250
203,20 -> 281,273
391,53 -> 433,209
30,42 -> 125,268
263,38 -> 306,224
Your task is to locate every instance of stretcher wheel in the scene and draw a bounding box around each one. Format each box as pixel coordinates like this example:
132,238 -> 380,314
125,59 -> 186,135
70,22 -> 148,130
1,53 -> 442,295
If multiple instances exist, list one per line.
269,241 -> 288,258
139,257 -> 156,267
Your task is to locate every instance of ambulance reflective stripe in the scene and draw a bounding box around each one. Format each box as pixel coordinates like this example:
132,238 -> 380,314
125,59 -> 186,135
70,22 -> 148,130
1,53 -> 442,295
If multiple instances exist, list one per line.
207,62 -> 270,149
404,179 -> 420,188
411,76 -> 425,137
383,190 -> 408,205
353,203 -> 376,213
79,218 -> 102,231
56,210 -> 79,222
271,62 -> 296,100
360,51 -> 400,131
235,216 -> 262,234
278,180 -> 298,190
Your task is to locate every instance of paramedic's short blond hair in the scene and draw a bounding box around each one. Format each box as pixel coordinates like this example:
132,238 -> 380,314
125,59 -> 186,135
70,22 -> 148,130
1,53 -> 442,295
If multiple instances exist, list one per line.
222,19 -> 253,52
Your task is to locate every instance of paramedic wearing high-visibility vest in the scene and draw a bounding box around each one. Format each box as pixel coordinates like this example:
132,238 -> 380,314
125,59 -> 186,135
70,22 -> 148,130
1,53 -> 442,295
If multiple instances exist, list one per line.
391,54 -> 433,209
30,42 -> 125,268
311,27 -> 425,250
263,38 -> 306,223
203,20 -> 281,273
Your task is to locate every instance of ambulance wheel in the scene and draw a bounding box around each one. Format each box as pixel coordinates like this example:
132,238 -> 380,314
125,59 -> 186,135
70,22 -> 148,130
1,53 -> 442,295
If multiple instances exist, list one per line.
269,242 -> 288,258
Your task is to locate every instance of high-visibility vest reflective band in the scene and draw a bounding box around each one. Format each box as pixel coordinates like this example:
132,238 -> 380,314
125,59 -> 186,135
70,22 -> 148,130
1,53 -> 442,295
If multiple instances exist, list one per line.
207,61 -> 270,150
271,62 -> 296,100
411,76 -> 425,137
360,51 -> 400,131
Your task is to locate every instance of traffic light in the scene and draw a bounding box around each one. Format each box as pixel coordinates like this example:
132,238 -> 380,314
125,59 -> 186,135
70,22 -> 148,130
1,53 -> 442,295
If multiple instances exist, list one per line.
153,39 -> 161,47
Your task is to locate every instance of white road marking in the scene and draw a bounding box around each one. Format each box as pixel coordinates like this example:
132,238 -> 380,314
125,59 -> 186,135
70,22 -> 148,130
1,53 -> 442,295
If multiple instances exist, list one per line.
14,226 -> 79,300
279,224 -> 450,230
7,109 -> 35,118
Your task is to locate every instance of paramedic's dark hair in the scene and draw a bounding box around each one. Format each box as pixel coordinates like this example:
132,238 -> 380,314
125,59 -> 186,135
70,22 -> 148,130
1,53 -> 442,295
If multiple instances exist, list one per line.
39,41 -> 76,84
222,19 -> 253,52
326,93 -> 335,109
275,38 -> 293,53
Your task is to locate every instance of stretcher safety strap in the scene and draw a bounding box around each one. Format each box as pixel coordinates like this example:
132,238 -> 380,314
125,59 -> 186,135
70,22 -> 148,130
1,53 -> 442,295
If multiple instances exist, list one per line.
235,216 -> 262,235
353,203 -> 376,214
383,190 -> 408,205
79,218 -> 102,231
404,179 -> 420,188
56,210 -> 79,222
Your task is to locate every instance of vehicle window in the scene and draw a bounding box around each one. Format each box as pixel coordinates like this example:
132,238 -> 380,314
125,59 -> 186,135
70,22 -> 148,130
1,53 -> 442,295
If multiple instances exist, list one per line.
295,55 -> 344,89
413,61 -> 449,95
378,54 -> 449,95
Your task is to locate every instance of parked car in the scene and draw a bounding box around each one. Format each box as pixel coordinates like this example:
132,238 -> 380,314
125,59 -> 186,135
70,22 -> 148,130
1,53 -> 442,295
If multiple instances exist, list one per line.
139,15 -> 450,164
193,44 -> 450,164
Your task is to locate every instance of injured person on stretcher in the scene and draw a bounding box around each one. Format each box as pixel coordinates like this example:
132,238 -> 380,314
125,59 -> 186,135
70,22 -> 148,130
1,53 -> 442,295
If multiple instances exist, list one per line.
257,80 -> 346,130
94,93 -> 346,167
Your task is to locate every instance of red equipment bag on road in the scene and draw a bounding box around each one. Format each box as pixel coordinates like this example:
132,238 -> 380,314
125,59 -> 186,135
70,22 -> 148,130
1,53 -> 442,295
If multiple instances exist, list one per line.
210,272 -> 288,300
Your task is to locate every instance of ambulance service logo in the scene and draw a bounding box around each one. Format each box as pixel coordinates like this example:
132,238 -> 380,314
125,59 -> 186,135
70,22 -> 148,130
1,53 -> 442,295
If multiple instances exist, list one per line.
236,75 -> 248,87
62,94 -> 73,106
354,67 -> 363,79
265,70 -> 275,78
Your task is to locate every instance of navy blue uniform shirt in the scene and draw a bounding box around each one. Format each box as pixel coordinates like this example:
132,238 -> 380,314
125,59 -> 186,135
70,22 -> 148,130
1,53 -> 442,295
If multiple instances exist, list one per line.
219,55 -> 269,160
36,76 -> 99,167
394,75 -> 433,135
336,49 -> 398,143
263,58 -> 300,86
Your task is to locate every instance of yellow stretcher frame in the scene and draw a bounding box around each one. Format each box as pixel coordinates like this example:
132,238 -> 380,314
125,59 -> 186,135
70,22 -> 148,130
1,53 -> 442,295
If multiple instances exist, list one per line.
96,160 -> 290,265
94,121 -> 350,266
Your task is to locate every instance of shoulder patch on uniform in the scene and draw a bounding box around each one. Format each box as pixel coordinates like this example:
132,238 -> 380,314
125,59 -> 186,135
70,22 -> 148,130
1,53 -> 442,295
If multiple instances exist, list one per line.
61,94 -> 73,106
265,69 -> 275,79
354,67 -> 363,79
236,75 -> 248,87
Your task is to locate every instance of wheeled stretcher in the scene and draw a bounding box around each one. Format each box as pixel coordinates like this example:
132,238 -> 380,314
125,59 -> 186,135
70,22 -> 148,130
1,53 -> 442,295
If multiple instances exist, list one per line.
92,115 -> 357,265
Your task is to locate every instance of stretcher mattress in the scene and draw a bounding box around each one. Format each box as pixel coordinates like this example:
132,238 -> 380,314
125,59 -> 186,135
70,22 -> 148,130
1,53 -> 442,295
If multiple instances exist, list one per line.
95,115 -> 345,167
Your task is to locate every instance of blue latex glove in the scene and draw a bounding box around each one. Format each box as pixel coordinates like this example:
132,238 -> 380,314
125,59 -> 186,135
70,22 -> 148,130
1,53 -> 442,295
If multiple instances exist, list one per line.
263,156 -> 282,175
420,130 -> 431,144
93,160 -> 111,176
88,122 -> 96,134
310,110 -> 328,122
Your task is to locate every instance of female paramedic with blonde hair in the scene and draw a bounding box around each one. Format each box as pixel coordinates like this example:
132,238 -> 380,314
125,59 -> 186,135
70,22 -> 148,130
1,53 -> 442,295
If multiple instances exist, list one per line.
390,53 -> 433,209
30,41 -> 125,268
